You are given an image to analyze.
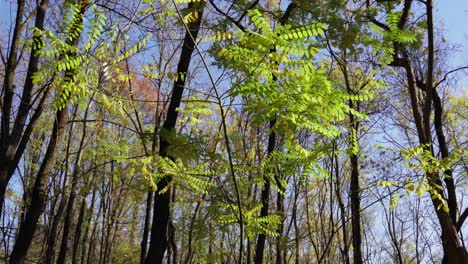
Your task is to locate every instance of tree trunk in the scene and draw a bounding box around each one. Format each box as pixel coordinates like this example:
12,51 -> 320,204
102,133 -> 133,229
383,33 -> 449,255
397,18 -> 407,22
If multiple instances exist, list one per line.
334,149 -> 350,264
72,197 -> 86,264
0,0 -> 50,214
349,117 -> 362,264
145,2 -> 205,264
254,5 -> 297,263
8,3 -> 88,262
43,189 -> 67,264
140,191 -> 153,264
425,1 -> 466,262
254,120 -> 275,264
9,108 -> 69,264
57,95 -> 92,264
275,191 -> 284,264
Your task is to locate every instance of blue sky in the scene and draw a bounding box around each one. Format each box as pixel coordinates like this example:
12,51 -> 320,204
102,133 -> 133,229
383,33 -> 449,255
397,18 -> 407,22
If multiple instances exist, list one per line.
436,0 -> 468,89
2,1 -> 466,87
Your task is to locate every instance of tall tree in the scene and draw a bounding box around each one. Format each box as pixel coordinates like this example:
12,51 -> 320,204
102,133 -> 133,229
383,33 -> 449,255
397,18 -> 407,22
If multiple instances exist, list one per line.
8,2 -> 89,262
0,0 -> 50,215
145,2 -> 206,263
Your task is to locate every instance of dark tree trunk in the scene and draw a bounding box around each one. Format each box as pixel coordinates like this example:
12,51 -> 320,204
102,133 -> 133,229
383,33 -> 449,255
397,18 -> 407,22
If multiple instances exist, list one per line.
0,0 -> 49,214
145,2 -> 205,264
349,117 -> 362,264
254,120 -> 275,264
43,190 -> 67,264
334,149 -> 350,264
9,108 -> 69,264
254,5 -> 297,263
275,191 -> 284,264
72,198 -> 86,264
425,1 -> 466,262
57,95 -> 92,264
8,3 -> 88,262
0,0 -> 25,175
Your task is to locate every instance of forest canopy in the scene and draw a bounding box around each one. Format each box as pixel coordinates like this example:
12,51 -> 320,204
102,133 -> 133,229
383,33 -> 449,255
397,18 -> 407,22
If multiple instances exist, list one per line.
0,0 -> 467,263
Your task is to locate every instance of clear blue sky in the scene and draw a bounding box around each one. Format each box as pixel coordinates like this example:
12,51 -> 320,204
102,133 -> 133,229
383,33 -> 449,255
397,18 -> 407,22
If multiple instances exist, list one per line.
436,0 -> 468,89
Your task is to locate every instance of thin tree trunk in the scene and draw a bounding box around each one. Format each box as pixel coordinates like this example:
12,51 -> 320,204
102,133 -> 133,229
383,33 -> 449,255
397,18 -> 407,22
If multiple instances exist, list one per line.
0,0 -> 49,214
349,117 -> 362,264
145,2 -> 205,263
254,120 -> 275,264
169,188 -> 178,264
72,197 -> 86,264
43,188 -> 67,264
43,104 -> 79,264
56,94 -> 93,264
254,4 -> 297,263
334,148 -> 350,264
87,188 -> 102,264
140,191 -> 153,264
275,190 -> 284,264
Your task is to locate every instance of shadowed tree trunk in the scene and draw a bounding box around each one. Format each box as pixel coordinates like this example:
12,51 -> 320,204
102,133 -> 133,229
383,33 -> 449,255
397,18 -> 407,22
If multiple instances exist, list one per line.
0,0 -> 50,215
8,3 -> 88,263
71,197 -> 86,264
254,120 -> 275,264
366,0 -> 467,261
144,2 -> 205,264
254,4 -> 297,263
56,94 -> 93,264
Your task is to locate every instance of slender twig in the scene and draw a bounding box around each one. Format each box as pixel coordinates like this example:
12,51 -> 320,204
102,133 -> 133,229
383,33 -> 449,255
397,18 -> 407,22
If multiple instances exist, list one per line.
433,66 -> 468,90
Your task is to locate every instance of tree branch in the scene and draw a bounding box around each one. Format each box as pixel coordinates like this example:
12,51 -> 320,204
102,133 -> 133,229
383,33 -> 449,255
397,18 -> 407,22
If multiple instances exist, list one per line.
434,66 -> 468,90
457,207 -> 468,232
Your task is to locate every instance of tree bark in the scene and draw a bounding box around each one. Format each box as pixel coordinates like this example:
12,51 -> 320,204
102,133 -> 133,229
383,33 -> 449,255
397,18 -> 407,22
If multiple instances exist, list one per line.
425,1 -> 466,262
349,112 -> 362,264
71,197 -> 86,264
0,0 -> 50,214
254,120 -> 275,264
145,2 -> 205,264
8,3 -> 88,262
56,94 -> 92,264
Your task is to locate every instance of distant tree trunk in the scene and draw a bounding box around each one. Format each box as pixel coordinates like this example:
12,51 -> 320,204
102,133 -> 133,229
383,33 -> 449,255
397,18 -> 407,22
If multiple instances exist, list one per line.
145,2 -> 205,264
57,94 -> 92,264
169,188 -> 178,264
72,197 -> 86,264
334,148 -> 350,264
87,187 -> 102,264
140,191 -> 153,264
292,184 -> 300,264
275,190 -> 284,264
8,3 -> 88,263
43,187 -> 67,264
